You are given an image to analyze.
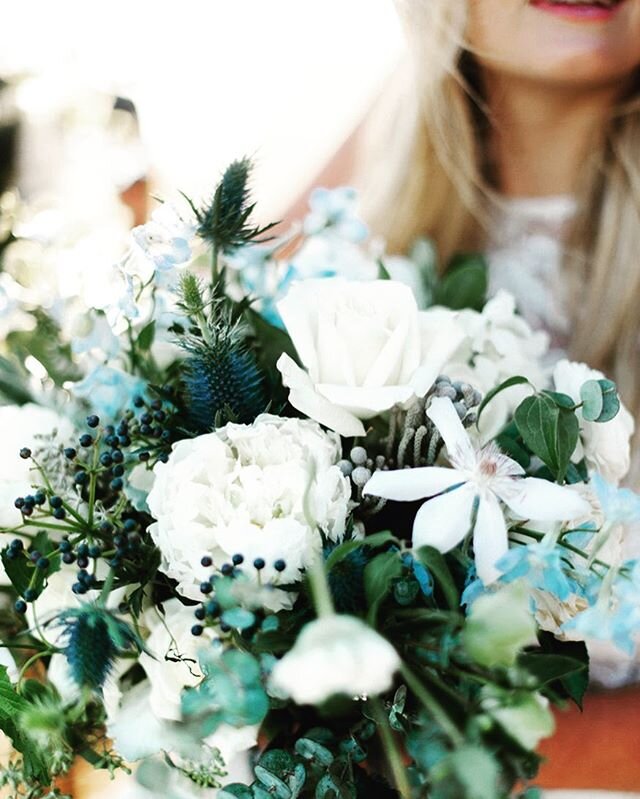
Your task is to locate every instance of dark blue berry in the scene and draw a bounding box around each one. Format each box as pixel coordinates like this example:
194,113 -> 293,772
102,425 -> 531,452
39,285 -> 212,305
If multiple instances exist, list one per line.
24,495 -> 35,507
140,424 -> 152,436
199,581 -> 213,594
205,600 -> 220,617
36,557 -> 49,570
21,506 -> 33,517
140,412 -> 152,425
105,425 -> 115,435
220,622 -> 231,634
77,543 -> 89,557
53,508 -> 66,520
59,540 -> 71,553
49,495 -> 63,509
274,559 -> 286,573
133,395 -> 145,408
77,556 -> 89,569
100,453 -> 113,467
99,520 -> 113,534
108,557 -> 120,568
191,624 -> 203,636
62,552 -> 75,565
14,599 -> 27,614
64,447 -> 77,460
86,415 -> 100,428
113,534 -> 125,548
74,471 -> 88,485
24,588 -> 36,602
79,434 -> 93,448
19,448 -> 31,460
159,453 -> 169,463
194,607 -> 206,620
105,435 -> 118,448
89,545 -> 102,558
123,519 -> 136,532
29,551 -> 40,563
232,553 -> 244,565
154,410 -> 166,422
200,555 -> 212,567
110,478 -> 123,491
221,563 -> 234,576
72,582 -> 87,595
138,451 -> 150,462
34,491 -> 46,505
112,464 -> 124,478
13,497 -> 24,509
111,450 -> 124,464
9,539 -> 23,552
118,435 -> 130,447
151,399 -> 162,411
253,558 -> 265,571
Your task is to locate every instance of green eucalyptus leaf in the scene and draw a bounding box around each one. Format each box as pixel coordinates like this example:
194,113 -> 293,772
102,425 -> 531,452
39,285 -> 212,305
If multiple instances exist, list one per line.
295,738 -> 334,767
218,785 -> 254,799
580,379 -> 620,423
221,608 -> 256,630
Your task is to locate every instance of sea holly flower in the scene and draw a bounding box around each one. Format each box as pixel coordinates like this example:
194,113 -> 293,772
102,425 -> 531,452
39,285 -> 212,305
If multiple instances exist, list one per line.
364,397 -> 590,583
277,278 -> 465,437
268,615 -> 400,705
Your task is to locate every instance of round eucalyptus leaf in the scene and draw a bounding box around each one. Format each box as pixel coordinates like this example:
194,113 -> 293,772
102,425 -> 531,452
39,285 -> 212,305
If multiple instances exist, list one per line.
295,737 -> 334,767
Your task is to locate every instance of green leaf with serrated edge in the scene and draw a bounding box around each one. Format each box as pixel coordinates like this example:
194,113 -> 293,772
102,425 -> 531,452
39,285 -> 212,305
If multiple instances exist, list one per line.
2,531 -> 60,599
364,550 -> 403,624
414,546 -> 459,609
0,667 -> 48,783
514,394 -> 579,482
518,653 -> 587,686
137,320 -> 156,351
324,531 -> 398,572
476,375 -> 531,426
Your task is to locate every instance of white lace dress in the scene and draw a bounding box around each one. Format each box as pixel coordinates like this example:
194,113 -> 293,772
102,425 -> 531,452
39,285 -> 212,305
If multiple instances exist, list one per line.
488,197 -> 640,799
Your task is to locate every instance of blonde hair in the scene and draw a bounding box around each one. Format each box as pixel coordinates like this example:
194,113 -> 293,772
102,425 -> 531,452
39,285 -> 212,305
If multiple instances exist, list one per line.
360,0 -> 640,424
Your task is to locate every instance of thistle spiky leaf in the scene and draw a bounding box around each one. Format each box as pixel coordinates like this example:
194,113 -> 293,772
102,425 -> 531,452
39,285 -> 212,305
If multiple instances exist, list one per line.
194,158 -> 278,253
54,606 -> 143,692
181,302 -> 268,432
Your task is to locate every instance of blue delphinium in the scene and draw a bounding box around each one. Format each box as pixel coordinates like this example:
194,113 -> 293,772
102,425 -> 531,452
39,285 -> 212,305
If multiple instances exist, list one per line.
303,187 -> 369,242
497,542 -> 579,602
71,365 -> 147,420
592,473 -> 640,527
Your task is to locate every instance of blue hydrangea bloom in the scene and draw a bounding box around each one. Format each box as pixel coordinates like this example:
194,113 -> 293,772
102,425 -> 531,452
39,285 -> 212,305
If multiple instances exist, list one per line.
131,202 -> 195,272
497,542 -> 579,601
71,366 -> 147,420
303,187 -> 368,242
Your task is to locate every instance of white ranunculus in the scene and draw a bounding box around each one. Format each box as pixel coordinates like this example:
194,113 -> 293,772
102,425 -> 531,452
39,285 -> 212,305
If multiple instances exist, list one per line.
269,615 -> 400,705
0,404 -> 74,530
276,278 -> 464,437
147,414 -> 350,599
553,359 -> 635,485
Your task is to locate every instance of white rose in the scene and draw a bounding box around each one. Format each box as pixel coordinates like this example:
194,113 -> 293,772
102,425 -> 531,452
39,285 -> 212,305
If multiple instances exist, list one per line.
276,278 -> 464,437
269,615 -> 400,705
0,403 -> 74,530
553,359 -> 635,484
147,414 -> 350,599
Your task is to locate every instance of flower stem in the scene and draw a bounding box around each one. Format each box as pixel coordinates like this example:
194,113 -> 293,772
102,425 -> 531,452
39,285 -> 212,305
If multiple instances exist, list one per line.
307,556 -> 334,619
369,696 -> 412,799
98,567 -> 116,607
400,663 -> 464,747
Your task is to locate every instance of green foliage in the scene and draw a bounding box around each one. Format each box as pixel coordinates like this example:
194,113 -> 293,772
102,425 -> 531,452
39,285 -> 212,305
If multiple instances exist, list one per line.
7,311 -> 82,386
0,354 -> 32,404
434,253 -> 487,312
514,392 -> 580,482
193,158 -> 278,254
414,547 -> 459,610
580,378 -> 620,423
476,376 -> 531,428
2,531 -> 61,601
364,549 -> 404,624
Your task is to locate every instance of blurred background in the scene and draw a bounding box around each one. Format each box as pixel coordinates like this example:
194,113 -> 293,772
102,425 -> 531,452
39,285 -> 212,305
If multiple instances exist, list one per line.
0,0 -> 403,225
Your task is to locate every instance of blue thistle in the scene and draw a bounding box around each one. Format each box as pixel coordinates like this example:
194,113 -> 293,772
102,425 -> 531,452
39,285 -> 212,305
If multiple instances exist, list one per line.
55,605 -> 143,691
180,290 -> 268,431
192,158 -> 277,254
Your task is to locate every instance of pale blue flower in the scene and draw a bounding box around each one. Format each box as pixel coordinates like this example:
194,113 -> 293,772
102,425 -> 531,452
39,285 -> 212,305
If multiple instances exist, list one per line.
131,201 -> 195,272
497,542 -> 578,601
71,366 -> 147,420
592,473 -> 640,527
303,187 -> 368,242
72,313 -> 120,360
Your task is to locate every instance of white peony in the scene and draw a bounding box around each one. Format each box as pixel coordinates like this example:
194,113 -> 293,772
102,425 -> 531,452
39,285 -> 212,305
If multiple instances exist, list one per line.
0,404 -> 74,530
147,414 -> 350,599
276,278 -> 464,437
553,359 -> 635,484
269,615 -> 400,705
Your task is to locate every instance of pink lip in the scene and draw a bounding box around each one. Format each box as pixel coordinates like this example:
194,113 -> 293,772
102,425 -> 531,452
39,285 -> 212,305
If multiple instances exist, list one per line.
530,1 -> 625,21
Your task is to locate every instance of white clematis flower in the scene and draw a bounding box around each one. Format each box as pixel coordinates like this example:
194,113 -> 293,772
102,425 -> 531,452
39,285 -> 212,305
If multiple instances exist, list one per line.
276,278 -> 464,437
269,615 -> 400,705
364,397 -> 590,583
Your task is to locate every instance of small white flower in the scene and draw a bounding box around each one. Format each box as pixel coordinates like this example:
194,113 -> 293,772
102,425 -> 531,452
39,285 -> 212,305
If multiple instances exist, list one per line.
553,359 -> 635,485
269,615 -> 400,705
147,414 -> 350,600
276,278 -> 464,437
364,397 -> 590,583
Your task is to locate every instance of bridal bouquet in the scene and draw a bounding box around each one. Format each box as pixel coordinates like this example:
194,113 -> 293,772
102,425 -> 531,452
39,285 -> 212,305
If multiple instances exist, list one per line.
0,161 -> 638,799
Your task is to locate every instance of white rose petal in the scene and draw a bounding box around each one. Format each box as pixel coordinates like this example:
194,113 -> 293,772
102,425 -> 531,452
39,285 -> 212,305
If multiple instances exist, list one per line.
269,615 -> 400,705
